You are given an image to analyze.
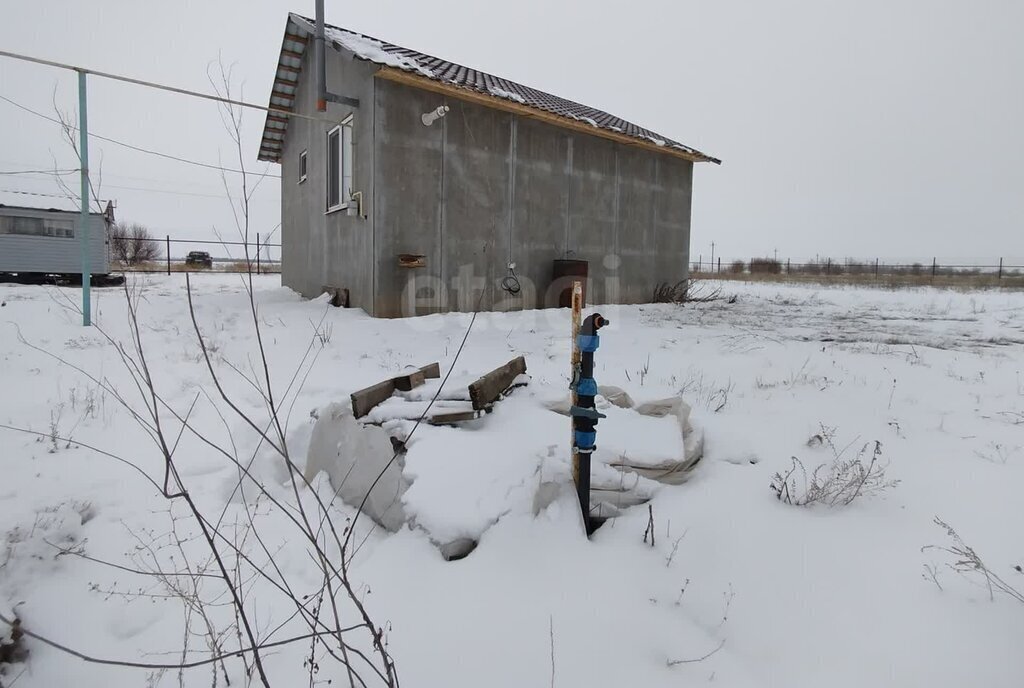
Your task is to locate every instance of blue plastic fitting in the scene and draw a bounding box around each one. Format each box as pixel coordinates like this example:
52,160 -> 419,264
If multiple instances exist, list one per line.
574,430 -> 597,450
577,334 -> 600,352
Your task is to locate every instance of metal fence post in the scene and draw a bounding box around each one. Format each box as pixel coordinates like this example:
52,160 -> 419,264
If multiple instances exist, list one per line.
932,258 -> 937,277
998,258 -> 1003,279
256,233 -> 261,275
717,257 -> 721,274
78,70 -> 91,326
166,235 -> 171,275
826,258 -> 831,275
874,258 -> 879,276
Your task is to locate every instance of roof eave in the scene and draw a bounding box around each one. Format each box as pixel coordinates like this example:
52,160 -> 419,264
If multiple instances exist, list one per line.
374,67 -> 720,165
257,15 -> 311,164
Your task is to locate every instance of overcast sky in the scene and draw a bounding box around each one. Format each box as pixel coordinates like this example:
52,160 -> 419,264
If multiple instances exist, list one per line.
1,0 -> 1021,264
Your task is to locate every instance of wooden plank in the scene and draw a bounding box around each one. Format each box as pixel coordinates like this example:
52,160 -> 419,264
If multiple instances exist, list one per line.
393,369 -> 426,392
350,362 -> 441,418
276,64 -> 301,75
374,67 -> 719,165
428,409 -> 484,425
468,356 -> 527,410
350,379 -> 396,419
281,49 -> 305,60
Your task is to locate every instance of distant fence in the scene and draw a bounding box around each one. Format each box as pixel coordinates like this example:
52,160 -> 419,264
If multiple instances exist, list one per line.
116,235 -> 281,275
690,256 -> 1024,280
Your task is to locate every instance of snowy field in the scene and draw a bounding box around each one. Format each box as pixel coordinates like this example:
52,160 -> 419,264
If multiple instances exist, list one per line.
1,274 -> 1022,687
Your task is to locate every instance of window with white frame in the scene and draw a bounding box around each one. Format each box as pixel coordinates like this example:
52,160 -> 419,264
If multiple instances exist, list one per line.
326,116 -> 353,212
298,150 -> 307,183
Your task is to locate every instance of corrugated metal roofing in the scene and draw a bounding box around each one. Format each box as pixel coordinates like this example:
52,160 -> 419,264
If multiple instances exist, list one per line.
258,14 -> 719,165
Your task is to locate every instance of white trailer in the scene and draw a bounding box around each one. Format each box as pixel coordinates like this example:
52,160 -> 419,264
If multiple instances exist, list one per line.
0,203 -> 112,280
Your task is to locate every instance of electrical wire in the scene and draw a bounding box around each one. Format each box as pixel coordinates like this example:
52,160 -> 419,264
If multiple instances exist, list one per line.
0,48 -> 321,122
0,168 -> 79,176
0,94 -> 280,179
0,188 -> 101,202
501,263 -> 522,295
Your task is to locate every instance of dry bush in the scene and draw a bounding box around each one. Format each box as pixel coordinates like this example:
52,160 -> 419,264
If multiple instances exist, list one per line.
749,258 -> 781,274
771,430 -> 898,506
922,518 -> 1024,604
224,260 -> 253,273
728,260 -> 745,274
652,279 -> 723,305
793,260 -> 824,275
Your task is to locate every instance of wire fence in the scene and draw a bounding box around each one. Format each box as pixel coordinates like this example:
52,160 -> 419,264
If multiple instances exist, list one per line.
115,235 -> 281,275
690,256 -> 1024,281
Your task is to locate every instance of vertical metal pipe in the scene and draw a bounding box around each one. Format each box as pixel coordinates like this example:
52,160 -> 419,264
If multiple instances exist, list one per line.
998,257 -> 1003,279
166,235 -> 171,275
78,70 -> 91,326
315,0 -> 327,112
256,233 -> 261,275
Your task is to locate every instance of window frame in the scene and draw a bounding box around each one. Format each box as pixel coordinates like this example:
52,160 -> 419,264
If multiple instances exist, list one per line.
0,215 -> 75,239
325,115 -> 354,214
298,150 -> 307,184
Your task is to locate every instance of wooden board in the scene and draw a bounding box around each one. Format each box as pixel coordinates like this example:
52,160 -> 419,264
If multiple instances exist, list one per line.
393,369 -> 426,392
350,379 -> 398,419
468,356 -> 527,410
427,409 -> 485,425
350,362 -> 441,418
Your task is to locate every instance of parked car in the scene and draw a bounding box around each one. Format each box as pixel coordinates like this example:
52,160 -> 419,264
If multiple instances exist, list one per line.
185,250 -> 213,269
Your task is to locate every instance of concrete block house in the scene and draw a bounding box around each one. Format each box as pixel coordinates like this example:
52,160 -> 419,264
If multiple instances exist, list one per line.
259,13 -> 719,317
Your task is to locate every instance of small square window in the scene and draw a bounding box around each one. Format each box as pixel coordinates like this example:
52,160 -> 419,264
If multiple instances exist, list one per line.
298,150 -> 307,183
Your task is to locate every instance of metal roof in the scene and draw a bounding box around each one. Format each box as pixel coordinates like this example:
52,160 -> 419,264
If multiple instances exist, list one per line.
0,203 -> 104,217
258,14 -> 720,165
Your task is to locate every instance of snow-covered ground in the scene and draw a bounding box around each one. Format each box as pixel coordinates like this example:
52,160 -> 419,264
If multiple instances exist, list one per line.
1,275 -> 1022,687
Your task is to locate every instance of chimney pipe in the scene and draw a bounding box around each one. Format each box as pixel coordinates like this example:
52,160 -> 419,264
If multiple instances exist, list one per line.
310,0 -> 361,110
315,0 -> 327,112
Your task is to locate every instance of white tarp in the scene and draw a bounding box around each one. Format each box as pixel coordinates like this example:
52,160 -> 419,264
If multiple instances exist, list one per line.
304,402 -> 409,532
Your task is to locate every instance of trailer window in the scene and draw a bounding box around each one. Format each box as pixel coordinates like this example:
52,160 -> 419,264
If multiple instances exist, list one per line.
0,215 -> 75,238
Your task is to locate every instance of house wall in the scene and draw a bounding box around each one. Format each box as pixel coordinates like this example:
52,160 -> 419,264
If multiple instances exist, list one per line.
279,46 -> 694,316
0,206 -> 109,274
372,79 -> 693,317
279,45 -> 378,309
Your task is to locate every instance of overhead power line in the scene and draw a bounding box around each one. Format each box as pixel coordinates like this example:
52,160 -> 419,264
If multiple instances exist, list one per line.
0,187 -> 103,202
0,168 -> 79,175
0,94 -> 281,179
0,48 -> 332,125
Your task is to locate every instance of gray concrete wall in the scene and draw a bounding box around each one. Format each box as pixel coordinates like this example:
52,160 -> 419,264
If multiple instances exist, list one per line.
372,80 -> 693,316
280,45 -> 377,309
